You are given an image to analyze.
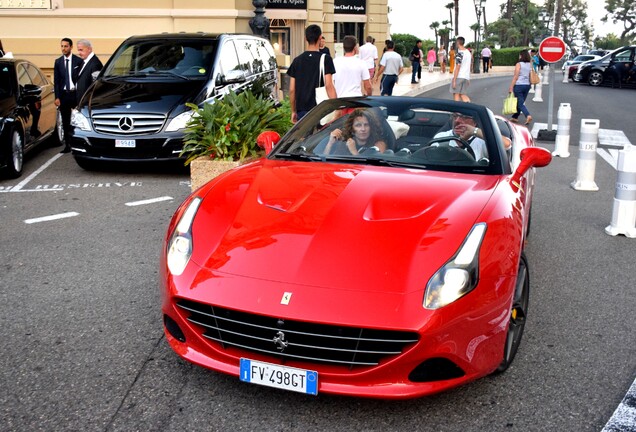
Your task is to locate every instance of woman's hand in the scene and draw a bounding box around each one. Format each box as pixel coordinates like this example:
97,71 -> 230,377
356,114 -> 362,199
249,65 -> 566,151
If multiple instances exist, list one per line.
346,138 -> 359,154
328,128 -> 343,143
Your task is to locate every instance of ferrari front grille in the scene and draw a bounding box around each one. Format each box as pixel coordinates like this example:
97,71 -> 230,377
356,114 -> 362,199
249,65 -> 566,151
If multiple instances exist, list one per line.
177,300 -> 419,368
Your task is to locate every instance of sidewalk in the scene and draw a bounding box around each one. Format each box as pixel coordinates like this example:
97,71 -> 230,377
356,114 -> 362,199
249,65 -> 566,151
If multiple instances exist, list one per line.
372,65 -> 515,96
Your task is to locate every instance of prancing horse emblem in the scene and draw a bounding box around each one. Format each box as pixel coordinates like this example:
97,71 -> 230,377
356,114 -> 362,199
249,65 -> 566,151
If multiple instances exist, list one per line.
273,331 -> 288,351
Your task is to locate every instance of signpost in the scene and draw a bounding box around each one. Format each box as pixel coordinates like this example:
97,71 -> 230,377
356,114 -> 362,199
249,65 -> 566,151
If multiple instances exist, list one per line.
537,36 -> 567,141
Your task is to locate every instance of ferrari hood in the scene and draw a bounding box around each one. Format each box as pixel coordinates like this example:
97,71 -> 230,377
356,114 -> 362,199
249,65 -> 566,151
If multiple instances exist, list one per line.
190,160 -> 501,293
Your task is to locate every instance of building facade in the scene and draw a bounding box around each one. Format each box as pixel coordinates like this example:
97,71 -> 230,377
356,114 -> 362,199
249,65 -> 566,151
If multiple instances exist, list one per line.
1,0 -> 389,75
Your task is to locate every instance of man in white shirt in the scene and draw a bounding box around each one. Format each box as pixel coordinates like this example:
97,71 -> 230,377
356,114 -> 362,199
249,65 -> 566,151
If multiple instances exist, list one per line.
481,45 -> 492,73
450,36 -> 472,102
333,36 -> 372,97
358,35 -> 378,81
375,40 -> 403,96
433,112 -> 488,160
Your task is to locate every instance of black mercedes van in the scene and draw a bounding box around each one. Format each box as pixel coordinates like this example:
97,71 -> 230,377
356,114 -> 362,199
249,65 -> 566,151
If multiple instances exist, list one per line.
70,33 -> 278,169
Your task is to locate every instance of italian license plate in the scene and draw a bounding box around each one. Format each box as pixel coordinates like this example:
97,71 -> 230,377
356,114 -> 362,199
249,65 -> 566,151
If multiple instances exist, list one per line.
239,358 -> 318,395
115,139 -> 136,148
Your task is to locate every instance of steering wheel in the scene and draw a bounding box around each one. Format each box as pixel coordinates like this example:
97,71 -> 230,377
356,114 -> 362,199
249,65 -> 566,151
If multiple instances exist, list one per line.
412,142 -> 476,164
425,136 -> 476,159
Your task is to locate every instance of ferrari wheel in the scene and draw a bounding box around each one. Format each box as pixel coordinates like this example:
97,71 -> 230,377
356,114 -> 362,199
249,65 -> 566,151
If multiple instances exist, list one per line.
4,128 -> 25,179
495,253 -> 529,373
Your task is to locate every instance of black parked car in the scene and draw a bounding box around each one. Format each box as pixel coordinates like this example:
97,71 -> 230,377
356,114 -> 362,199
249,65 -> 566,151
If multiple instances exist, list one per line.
70,33 -> 279,170
575,46 -> 636,87
0,58 -> 60,178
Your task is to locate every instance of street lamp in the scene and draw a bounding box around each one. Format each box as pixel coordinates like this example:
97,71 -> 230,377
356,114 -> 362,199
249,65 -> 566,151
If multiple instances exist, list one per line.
472,0 -> 485,74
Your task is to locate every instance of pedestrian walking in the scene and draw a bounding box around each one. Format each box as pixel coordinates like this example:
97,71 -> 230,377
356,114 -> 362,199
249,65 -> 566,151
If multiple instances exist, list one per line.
333,35 -> 372,97
438,46 -> 447,73
359,35 -> 378,81
450,37 -> 471,102
449,42 -> 456,74
375,40 -> 403,96
410,40 -> 422,83
508,49 -> 533,125
287,24 -> 336,123
319,35 -> 331,56
481,45 -> 492,73
53,37 -> 82,153
427,46 -> 437,73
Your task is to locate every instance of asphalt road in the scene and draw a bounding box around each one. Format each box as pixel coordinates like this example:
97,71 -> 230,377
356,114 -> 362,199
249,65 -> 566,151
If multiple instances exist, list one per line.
0,77 -> 634,432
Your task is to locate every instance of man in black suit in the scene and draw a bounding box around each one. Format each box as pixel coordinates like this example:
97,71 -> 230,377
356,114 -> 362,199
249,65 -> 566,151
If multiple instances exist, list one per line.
75,39 -> 103,107
54,37 -> 82,153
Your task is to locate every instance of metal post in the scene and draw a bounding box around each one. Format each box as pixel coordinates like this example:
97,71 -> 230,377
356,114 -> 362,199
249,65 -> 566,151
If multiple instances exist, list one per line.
547,66 -> 555,131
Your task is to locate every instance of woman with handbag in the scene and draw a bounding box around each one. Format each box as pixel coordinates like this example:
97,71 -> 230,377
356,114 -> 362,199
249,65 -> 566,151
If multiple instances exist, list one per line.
508,50 -> 533,125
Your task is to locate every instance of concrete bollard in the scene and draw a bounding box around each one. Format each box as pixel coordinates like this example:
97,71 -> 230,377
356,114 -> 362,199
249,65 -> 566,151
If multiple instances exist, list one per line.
552,103 -> 572,157
605,146 -> 636,238
543,66 -> 550,86
532,75 -> 543,102
571,119 -> 600,191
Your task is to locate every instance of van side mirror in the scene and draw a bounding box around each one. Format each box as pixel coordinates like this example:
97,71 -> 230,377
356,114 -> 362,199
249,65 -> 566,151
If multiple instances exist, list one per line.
220,69 -> 247,85
256,131 -> 281,155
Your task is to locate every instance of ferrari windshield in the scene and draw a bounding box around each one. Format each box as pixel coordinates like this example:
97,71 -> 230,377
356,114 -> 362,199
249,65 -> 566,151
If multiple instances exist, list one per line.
103,39 -> 216,79
271,97 -> 508,175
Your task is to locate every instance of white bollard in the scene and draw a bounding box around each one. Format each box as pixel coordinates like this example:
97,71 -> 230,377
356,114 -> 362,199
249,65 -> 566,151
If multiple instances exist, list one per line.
571,119 -> 600,191
543,66 -> 550,85
562,68 -> 569,83
552,103 -> 572,157
529,85 -> 535,94
605,146 -> 636,238
532,76 -> 543,102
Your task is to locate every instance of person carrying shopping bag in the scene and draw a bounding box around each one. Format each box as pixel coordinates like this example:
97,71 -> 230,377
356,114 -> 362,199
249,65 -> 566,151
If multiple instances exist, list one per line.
508,50 -> 533,125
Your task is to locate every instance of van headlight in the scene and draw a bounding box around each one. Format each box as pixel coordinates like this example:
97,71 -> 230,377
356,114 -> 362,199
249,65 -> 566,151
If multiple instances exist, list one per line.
167,196 -> 202,276
166,110 -> 194,132
71,110 -> 91,131
424,223 -> 486,309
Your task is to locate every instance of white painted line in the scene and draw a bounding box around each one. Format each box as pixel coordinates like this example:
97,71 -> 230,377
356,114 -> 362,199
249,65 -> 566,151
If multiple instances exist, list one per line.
597,148 -> 619,170
11,153 -> 64,192
599,129 -> 632,147
125,196 -> 174,207
24,212 -> 80,224
601,377 -> 636,432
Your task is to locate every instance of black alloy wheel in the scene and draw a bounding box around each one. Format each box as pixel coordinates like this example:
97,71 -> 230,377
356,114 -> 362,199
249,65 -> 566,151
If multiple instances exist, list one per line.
495,252 -> 529,373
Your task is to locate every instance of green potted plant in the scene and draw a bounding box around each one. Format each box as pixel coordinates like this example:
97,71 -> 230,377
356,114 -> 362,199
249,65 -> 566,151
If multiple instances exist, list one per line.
181,91 -> 292,190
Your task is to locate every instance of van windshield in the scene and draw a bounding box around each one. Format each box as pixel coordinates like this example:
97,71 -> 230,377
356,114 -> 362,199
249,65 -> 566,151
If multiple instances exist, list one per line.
103,39 -> 217,79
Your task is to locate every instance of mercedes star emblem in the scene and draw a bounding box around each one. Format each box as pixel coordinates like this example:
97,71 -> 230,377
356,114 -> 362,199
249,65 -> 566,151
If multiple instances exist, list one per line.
118,116 -> 134,132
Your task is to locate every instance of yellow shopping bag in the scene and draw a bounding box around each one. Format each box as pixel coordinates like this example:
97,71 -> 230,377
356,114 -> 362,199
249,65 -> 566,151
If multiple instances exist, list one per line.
502,93 -> 518,115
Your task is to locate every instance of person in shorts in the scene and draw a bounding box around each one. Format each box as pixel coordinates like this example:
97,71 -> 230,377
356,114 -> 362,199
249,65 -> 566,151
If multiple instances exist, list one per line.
450,36 -> 472,102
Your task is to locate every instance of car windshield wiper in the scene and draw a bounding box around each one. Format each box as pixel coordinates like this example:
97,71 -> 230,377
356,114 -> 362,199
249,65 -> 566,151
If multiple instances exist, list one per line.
272,152 -> 322,162
321,155 -> 427,169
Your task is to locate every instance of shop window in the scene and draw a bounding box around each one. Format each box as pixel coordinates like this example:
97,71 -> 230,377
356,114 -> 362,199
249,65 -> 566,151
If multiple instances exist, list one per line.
335,22 -> 365,43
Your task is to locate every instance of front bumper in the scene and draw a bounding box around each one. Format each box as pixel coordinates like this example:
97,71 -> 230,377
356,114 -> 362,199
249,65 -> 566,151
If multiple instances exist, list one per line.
70,130 -> 186,162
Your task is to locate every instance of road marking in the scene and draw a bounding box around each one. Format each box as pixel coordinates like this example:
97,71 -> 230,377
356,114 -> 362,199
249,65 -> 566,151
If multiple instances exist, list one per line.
6,153 -> 64,193
24,212 -> 80,224
125,196 -> 174,207
602,377 -> 636,432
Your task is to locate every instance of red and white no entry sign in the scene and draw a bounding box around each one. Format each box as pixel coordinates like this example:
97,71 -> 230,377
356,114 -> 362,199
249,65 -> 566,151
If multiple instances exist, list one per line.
539,36 -> 567,63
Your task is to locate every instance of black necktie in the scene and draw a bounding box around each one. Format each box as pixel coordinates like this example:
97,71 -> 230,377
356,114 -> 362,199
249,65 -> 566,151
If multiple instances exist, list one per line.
64,58 -> 70,90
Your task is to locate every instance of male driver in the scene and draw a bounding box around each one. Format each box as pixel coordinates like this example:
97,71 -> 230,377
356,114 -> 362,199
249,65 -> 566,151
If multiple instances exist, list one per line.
287,25 -> 336,123
53,37 -> 82,153
359,35 -> 378,81
333,35 -> 372,97
450,36 -> 472,102
375,40 -> 403,96
433,112 -> 488,160
75,39 -> 103,105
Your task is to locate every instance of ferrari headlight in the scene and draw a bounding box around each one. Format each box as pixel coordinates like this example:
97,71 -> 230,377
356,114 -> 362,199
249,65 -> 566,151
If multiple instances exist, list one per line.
424,223 -> 486,309
71,110 -> 91,131
165,110 -> 194,132
167,196 -> 202,276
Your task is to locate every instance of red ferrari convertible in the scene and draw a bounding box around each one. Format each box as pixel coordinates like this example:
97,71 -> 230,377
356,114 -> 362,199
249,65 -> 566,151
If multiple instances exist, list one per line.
161,97 -> 551,399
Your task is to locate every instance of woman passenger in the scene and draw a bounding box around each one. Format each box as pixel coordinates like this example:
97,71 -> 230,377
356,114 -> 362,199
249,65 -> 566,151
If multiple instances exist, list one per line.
324,108 -> 388,155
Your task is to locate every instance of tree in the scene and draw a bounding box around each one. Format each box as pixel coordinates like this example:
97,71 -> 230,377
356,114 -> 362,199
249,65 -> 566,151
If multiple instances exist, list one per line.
594,33 -> 625,49
430,21 -> 440,48
446,2 -> 455,31
454,0 -> 460,37
602,0 -> 636,44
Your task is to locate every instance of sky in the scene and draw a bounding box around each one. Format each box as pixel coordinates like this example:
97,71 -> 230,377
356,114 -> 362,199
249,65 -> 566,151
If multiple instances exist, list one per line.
387,0 -> 623,44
